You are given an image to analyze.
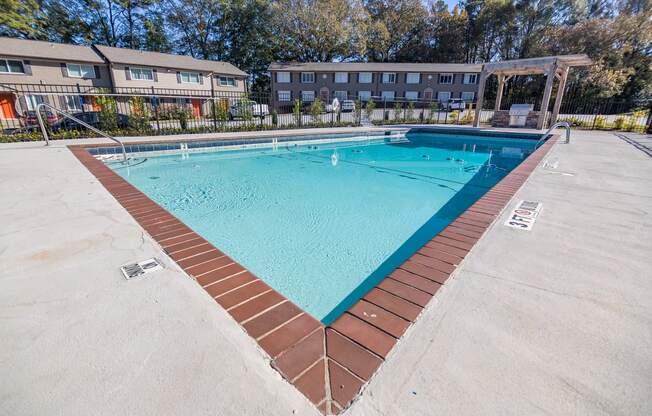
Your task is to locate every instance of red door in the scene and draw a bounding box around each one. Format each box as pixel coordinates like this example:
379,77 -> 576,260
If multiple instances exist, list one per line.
0,94 -> 17,119
191,99 -> 202,118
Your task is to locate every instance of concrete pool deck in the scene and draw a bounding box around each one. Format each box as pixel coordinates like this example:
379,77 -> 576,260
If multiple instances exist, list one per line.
1,127 -> 651,415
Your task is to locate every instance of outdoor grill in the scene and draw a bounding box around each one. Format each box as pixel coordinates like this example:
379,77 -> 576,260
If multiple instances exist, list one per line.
508,104 -> 534,127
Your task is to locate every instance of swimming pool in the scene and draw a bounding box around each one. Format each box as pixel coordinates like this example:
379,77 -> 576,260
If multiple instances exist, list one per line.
107,130 -> 538,323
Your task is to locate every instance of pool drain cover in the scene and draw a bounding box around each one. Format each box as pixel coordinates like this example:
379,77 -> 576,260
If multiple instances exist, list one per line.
121,258 -> 163,280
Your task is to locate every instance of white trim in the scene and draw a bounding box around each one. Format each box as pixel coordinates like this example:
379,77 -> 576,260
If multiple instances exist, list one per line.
218,76 -> 236,87
0,58 -> 25,74
130,67 -> 154,81
358,91 -> 371,101
63,95 -> 82,111
381,91 -> 395,100
463,73 -> 478,85
334,90 -> 348,101
439,73 -> 453,84
180,71 -> 201,84
461,91 -> 475,101
405,91 -> 418,101
277,90 -> 291,102
277,72 -> 290,83
382,73 -> 396,84
335,72 -> 348,83
66,63 -> 95,79
406,73 -> 420,84
358,72 -> 372,83
301,90 -> 315,102
301,72 -> 315,83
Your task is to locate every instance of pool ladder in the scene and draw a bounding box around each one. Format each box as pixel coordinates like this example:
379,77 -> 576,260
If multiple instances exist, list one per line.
535,121 -> 571,149
35,102 -> 129,164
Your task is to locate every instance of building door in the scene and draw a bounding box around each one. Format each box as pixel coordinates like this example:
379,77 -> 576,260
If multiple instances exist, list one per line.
89,96 -> 101,111
319,87 -> 330,103
423,89 -> 433,102
0,94 -> 17,119
191,99 -> 202,118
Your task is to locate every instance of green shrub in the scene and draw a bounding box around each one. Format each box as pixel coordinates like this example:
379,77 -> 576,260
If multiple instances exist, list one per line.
393,102 -> 403,121
613,116 -> 626,130
128,96 -> 151,132
364,100 -> 376,121
292,99 -> 302,125
271,110 -> 278,126
594,116 -> 607,129
406,101 -> 415,121
309,98 -> 324,123
95,95 -> 118,131
174,106 -> 191,130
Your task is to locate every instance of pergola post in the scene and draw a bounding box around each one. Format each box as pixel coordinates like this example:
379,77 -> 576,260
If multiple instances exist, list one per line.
495,74 -> 505,111
473,68 -> 488,128
537,63 -> 557,130
550,66 -> 569,125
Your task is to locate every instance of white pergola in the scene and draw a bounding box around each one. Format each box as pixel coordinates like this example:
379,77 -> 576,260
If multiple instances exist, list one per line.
473,54 -> 593,129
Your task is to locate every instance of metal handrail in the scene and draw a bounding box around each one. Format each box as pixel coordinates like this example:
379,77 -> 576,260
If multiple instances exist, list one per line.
34,103 -> 128,163
535,121 -> 571,148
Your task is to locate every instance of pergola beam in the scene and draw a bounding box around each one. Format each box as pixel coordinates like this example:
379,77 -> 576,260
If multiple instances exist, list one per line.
495,74 -> 506,111
550,66 -> 569,125
469,54 -> 591,129
537,63 -> 557,129
473,68 -> 489,128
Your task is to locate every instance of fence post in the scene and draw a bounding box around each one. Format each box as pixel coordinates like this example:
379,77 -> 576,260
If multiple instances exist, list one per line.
211,89 -> 217,130
76,83 -> 86,117
151,86 -> 160,131
646,101 -> 652,134
383,98 -> 387,123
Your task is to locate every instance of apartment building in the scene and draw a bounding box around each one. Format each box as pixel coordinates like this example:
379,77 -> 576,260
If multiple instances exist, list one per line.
0,37 -> 247,121
268,62 -> 482,108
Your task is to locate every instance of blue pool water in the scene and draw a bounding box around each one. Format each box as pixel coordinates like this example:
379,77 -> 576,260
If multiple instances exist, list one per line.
110,131 -> 537,323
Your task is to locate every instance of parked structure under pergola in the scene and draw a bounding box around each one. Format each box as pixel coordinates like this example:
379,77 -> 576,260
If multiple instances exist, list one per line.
473,54 -> 593,129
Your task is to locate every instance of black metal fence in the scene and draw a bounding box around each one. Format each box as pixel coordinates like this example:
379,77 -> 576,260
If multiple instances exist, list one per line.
1,82 -> 650,142
0,83 -> 365,141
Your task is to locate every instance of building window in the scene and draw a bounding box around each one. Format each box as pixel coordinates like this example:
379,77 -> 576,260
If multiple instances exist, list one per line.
67,63 -> 95,78
130,67 -> 154,81
219,76 -> 236,86
301,91 -> 315,102
461,91 -> 475,101
463,74 -> 477,84
0,59 -> 25,74
406,73 -> 420,84
278,91 -> 291,102
358,72 -> 372,83
358,91 -> 371,101
64,95 -> 82,111
439,73 -> 453,84
405,91 -> 418,101
180,72 -> 201,84
382,73 -> 396,84
334,72 -> 348,83
277,72 -> 290,83
24,95 -> 44,111
381,91 -> 395,101
334,91 -> 348,101
301,72 -> 315,83
438,91 -> 451,102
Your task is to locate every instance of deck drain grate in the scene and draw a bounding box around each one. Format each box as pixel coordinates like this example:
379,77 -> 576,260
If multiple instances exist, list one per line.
121,258 -> 163,280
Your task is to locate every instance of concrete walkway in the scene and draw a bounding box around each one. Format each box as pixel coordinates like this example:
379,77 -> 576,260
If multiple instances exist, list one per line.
346,130 -> 652,415
1,128 -> 651,415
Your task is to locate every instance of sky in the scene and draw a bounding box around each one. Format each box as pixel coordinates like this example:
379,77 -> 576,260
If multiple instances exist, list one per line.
423,0 -> 461,11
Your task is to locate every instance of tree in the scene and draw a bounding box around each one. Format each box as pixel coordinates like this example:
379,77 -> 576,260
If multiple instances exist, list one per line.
271,0 -> 369,62
364,0 -> 428,62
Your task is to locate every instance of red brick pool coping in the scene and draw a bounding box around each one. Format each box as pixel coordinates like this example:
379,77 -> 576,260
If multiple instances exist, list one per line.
69,135 -> 556,415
